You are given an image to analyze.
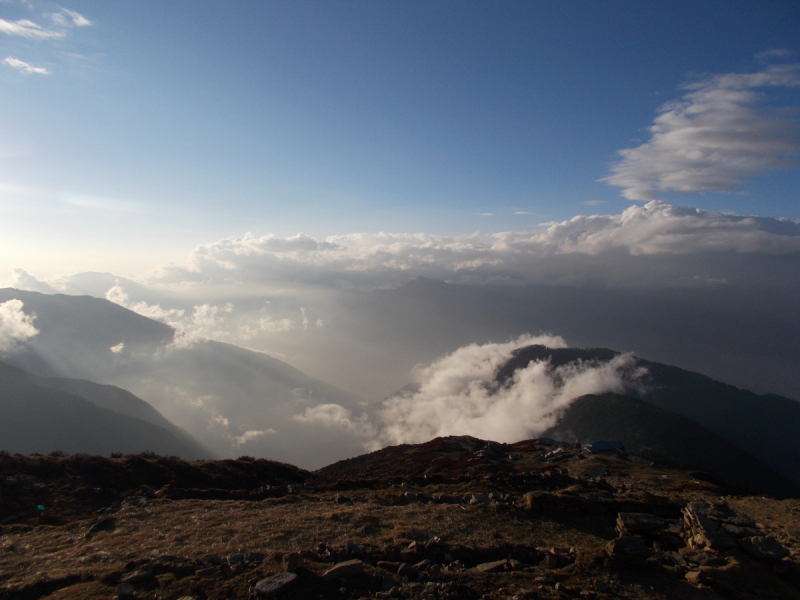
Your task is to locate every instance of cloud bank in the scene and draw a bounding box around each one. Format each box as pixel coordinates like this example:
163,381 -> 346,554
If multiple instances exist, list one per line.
602,64 -> 800,200
152,201 -> 800,290
0,299 -> 38,353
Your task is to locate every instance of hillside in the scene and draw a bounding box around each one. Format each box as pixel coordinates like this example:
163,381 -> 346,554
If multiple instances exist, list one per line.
2,441 -> 800,599
0,361 -> 211,459
542,393 -> 800,498
499,345 -> 800,486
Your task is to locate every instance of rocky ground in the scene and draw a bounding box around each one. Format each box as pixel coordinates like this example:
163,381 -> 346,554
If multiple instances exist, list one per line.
2,438 -> 800,599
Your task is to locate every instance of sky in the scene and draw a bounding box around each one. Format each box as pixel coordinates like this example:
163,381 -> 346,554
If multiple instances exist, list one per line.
1,0 -> 799,280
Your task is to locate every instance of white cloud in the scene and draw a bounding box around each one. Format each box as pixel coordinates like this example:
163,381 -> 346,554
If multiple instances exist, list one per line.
61,9 -> 91,27
0,18 -> 65,39
2,56 -> 50,74
110,342 -> 124,354
232,429 -> 275,448
377,335 -> 646,445
0,299 -> 39,352
602,64 -> 800,200
152,202 -> 800,290
293,403 -> 376,438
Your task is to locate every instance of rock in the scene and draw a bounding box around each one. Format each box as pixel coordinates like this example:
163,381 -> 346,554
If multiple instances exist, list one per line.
470,494 -> 490,505
616,512 -> 667,536
120,570 -> 154,584
377,561 -> 401,572
397,562 -> 419,577
346,541 -> 364,555
255,572 -> 298,597
195,567 -> 216,578
246,552 -> 266,564
739,536 -> 790,562
282,552 -> 304,571
607,536 -> 654,560
655,551 -> 686,567
227,553 -> 244,566
382,575 -> 395,591
722,523 -> 760,538
322,559 -> 364,581
115,583 -> 135,597
685,570 -> 708,585
427,564 -> 441,578
473,559 -> 508,573
414,559 -> 432,569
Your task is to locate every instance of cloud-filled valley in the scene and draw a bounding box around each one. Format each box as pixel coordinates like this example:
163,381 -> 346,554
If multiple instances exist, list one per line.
3,200 -> 800,469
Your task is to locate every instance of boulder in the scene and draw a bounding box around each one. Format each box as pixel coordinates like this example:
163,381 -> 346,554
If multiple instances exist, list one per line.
616,513 -> 667,536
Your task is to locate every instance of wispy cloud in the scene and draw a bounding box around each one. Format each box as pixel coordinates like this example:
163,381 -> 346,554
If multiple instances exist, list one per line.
2,56 -> 50,74
475,212 -> 494,216
0,18 -> 65,39
601,64 -> 800,200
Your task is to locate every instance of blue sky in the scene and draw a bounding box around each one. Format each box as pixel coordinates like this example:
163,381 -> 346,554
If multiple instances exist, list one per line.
1,0 -> 799,278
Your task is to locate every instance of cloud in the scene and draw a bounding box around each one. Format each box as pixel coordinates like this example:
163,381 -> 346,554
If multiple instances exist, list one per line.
293,403 -> 376,438
60,9 -> 91,27
0,299 -> 39,352
232,429 -> 276,448
376,335 -> 646,446
110,342 -> 124,354
0,18 -> 65,39
152,202 -> 800,290
11,268 -> 58,293
601,64 -> 800,200
2,56 -> 50,74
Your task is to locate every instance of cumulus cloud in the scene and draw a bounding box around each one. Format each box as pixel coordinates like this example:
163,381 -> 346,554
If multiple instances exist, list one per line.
377,335 -> 646,446
0,299 -> 39,352
110,342 -> 124,354
152,202 -> 800,290
602,64 -> 800,200
2,57 -> 49,74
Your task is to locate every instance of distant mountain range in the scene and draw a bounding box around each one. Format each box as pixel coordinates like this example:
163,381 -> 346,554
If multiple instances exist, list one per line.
0,360 -> 211,459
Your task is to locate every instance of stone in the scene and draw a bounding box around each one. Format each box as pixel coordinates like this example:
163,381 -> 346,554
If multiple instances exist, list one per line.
739,536 -> 790,562
195,567 -> 216,578
607,536 -> 654,560
282,552 -> 304,571
255,572 -> 298,597
722,523 -> 759,538
322,559 -> 364,581
377,561 -> 401,572
397,562 -> 419,577
470,494 -> 490,505
119,570 -> 154,584
115,583 -> 135,597
427,564 -> 441,578
616,512 -> 667,536
227,553 -> 244,566
685,570 -> 708,585
655,551 -> 686,567
473,559 -> 508,573
346,541 -> 364,555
